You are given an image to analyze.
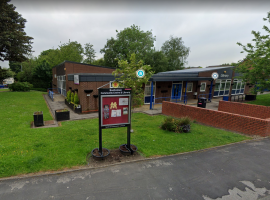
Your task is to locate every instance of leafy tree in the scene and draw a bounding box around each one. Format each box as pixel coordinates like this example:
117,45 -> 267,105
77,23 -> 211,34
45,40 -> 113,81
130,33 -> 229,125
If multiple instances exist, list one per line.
16,58 -> 36,83
161,36 -> 190,71
92,58 -> 106,66
0,67 -> 15,84
32,60 -> 52,89
9,61 -> 21,74
83,43 -> 96,64
112,53 -> 154,109
59,40 -> 84,63
236,12 -> 270,93
144,49 -> 168,73
101,25 -> 156,68
0,0 -> 33,62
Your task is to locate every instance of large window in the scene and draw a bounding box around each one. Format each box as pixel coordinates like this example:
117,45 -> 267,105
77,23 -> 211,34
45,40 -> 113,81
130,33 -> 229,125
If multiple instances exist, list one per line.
231,79 -> 245,95
214,79 -> 231,96
57,75 -> 66,96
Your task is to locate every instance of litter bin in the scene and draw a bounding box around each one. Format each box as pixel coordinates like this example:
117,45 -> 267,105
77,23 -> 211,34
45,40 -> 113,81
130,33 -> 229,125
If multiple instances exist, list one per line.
223,96 -> 229,101
197,97 -> 207,108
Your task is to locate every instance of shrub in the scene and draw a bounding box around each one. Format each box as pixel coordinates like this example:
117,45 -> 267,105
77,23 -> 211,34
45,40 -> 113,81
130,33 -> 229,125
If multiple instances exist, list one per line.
160,116 -> 192,133
66,90 -> 71,102
31,88 -> 47,92
74,93 -> 80,104
71,92 -> 74,103
9,82 -> 33,92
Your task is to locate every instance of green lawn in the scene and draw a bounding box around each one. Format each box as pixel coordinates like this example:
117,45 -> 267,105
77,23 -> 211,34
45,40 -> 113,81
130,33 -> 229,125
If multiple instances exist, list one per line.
245,93 -> 270,106
0,89 -> 9,92
0,91 -> 250,178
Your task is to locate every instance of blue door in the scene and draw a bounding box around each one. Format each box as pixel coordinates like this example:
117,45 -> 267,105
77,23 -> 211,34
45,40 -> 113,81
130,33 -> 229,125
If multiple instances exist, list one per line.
172,84 -> 182,99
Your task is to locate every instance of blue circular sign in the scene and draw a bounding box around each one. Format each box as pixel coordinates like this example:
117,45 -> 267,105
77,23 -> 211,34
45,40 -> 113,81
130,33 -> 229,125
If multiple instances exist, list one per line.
211,72 -> 219,80
136,69 -> 145,78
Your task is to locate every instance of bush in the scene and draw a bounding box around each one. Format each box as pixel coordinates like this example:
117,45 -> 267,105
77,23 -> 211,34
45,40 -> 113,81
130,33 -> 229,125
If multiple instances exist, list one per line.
66,90 -> 71,102
71,92 -> 74,103
31,88 -> 47,92
9,82 -> 33,92
160,116 -> 192,133
74,93 -> 79,104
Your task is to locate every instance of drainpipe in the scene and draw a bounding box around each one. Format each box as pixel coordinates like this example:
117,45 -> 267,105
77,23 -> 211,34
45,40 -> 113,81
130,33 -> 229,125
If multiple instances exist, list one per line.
184,82 -> 188,104
150,81 -> 154,110
209,80 -> 213,102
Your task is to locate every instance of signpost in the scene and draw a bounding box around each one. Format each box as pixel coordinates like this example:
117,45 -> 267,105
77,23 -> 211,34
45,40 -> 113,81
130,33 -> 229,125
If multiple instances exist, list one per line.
92,88 -> 133,159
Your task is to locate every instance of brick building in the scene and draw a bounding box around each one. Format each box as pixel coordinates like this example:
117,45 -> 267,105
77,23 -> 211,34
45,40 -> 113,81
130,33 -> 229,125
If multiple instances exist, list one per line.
52,61 -> 251,112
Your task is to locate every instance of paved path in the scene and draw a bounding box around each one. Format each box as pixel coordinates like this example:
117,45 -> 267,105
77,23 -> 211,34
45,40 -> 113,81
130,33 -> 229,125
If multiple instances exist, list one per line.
1,138 -> 270,200
44,94 -> 98,121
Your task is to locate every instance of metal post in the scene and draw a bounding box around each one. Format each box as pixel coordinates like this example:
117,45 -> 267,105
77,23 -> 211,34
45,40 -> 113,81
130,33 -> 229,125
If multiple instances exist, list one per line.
150,81 -> 154,110
209,80 -> 213,102
98,89 -> 102,156
185,82 -> 188,104
127,124 -> 130,149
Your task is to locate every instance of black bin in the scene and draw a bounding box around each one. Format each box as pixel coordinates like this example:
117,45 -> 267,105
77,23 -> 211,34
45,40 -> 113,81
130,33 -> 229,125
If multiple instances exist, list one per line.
197,97 -> 207,108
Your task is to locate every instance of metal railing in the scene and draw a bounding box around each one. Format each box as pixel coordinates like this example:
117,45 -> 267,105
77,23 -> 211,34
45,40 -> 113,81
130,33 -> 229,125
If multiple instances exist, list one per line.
47,88 -> 58,101
152,95 -> 187,109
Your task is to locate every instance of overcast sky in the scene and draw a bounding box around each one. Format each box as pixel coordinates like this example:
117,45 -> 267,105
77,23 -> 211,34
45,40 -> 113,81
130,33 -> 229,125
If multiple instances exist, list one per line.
2,0 -> 270,69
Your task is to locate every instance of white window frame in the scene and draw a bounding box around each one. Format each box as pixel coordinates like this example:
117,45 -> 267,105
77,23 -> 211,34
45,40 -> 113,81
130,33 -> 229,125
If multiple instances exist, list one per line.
186,82 -> 193,92
200,82 -> 206,92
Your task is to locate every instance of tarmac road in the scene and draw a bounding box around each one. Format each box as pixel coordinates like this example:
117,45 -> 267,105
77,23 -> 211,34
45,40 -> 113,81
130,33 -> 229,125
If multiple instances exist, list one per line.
1,138 -> 270,200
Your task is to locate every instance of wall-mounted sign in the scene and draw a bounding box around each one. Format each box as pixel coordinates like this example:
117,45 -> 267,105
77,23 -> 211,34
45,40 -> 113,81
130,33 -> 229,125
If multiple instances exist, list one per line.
99,88 -> 131,129
211,72 -> 219,80
74,75 -> 79,85
112,81 -> 119,88
136,69 -> 145,78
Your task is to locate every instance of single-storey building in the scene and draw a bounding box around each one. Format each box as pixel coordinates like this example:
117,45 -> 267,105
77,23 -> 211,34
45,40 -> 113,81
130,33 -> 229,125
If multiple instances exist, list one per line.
52,61 -> 252,113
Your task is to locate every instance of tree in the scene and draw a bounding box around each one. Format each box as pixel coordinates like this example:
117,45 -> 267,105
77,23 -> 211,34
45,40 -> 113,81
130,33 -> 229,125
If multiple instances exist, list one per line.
32,60 -> 52,89
9,61 -> 21,74
112,53 -> 154,109
161,36 -> 190,71
83,43 -> 96,64
16,58 -> 36,83
101,25 -> 156,68
144,49 -> 168,73
0,0 -> 33,62
58,40 -> 84,63
92,58 -> 105,66
236,12 -> 270,93
0,67 -> 15,84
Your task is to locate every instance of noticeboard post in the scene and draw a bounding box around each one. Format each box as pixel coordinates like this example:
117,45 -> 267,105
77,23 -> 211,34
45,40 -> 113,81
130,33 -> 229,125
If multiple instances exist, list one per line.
97,88 -> 132,156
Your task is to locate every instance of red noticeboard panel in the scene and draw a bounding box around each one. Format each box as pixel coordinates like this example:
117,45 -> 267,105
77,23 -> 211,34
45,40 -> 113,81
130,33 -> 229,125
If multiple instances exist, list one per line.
101,96 -> 130,126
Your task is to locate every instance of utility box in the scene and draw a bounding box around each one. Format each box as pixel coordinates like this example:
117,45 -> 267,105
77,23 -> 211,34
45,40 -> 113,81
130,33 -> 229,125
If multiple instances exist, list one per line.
197,97 -> 207,108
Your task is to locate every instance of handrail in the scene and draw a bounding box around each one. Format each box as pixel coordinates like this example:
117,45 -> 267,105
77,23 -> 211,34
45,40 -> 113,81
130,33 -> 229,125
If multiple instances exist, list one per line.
47,88 -> 58,101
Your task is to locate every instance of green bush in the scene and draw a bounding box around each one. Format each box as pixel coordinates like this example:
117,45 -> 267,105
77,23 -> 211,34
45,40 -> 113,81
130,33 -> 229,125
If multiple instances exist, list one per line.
66,90 -> 71,102
9,82 -> 33,92
160,116 -> 192,133
31,88 -> 47,92
71,92 -> 74,103
74,93 -> 80,104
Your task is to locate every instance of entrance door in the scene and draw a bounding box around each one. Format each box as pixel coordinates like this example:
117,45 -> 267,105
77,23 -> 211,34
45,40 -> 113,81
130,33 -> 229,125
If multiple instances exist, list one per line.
171,84 -> 182,99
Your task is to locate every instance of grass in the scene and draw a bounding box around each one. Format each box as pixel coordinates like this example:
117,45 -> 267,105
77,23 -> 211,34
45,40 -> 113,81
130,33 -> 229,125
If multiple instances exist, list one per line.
0,91 -> 250,178
245,93 -> 270,107
0,88 -> 9,92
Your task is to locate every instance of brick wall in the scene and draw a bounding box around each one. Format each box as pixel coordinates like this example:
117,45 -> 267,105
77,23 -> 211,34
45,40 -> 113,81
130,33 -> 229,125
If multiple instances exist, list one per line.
162,101 -> 270,136
218,101 -> 270,119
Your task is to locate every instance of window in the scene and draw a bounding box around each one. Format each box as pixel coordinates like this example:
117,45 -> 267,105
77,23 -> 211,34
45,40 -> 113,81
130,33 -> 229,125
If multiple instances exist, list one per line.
214,79 -> 231,96
232,79 -> 245,95
144,82 -> 155,96
200,82 -> 206,92
186,83 -> 193,92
